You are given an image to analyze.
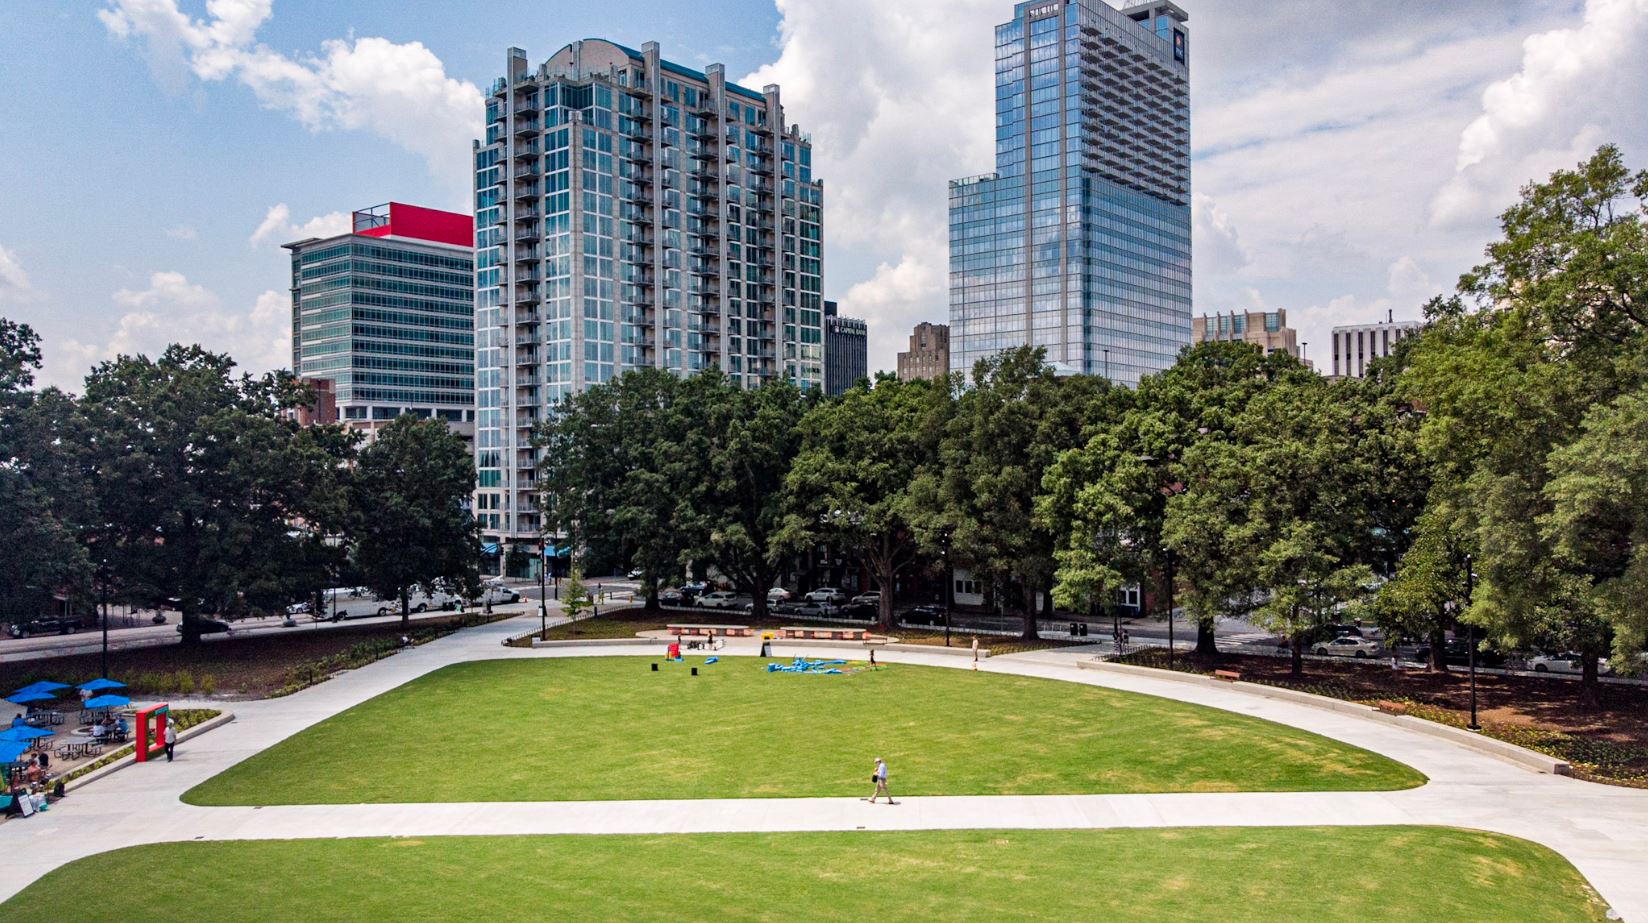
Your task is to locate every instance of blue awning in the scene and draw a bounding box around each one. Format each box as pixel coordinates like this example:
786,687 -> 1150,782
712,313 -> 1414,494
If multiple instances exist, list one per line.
543,545 -> 569,559
481,542 -> 499,555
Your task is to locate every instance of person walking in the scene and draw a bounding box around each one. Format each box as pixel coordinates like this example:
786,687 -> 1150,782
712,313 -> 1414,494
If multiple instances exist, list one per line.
866,757 -> 894,804
971,637 -> 979,671
163,721 -> 177,762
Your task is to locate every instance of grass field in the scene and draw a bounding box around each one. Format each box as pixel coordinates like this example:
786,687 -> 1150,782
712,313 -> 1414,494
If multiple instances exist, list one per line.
0,827 -> 1610,922
184,656 -> 1423,804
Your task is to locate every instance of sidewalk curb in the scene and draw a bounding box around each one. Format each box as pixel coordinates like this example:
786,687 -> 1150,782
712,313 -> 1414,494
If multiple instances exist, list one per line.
531,638 -> 669,649
61,711 -> 237,794
1075,660 -> 1571,777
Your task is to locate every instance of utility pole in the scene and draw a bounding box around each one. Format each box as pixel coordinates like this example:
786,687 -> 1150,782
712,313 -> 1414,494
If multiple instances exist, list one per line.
1465,554 -> 1479,731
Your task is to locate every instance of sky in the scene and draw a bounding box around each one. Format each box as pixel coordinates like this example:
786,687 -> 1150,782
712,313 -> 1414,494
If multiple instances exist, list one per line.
2,0 -> 1646,389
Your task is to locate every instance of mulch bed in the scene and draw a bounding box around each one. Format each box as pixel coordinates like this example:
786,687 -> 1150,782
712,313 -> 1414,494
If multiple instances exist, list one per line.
1117,648 -> 1648,788
0,615 -> 495,699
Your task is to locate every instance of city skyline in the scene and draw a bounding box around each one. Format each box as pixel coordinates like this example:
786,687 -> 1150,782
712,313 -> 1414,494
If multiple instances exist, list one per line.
3,0 -> 1647,388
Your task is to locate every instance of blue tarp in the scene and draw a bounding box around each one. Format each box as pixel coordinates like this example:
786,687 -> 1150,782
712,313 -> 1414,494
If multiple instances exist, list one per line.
83,694 -> 130,709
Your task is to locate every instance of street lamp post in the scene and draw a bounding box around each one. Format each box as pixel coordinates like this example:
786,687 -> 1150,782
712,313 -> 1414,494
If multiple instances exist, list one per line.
539,539 -> 549,636
97,560 -> 110,679
1165,548 -> 1175,669
1465,554 -> 1480,731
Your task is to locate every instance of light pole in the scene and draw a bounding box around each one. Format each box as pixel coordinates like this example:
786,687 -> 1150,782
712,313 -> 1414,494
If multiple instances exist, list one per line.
1165,547 -> 1175,669
1465,553 -> 1480,731
539,538 -> 549,636
1103,348 -> 1110,381
97,559 -> 110,679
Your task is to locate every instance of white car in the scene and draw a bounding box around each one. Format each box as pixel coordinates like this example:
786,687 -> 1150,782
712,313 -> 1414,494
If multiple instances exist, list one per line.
804,588 -> 847,605
767,587 -> 792,602
695,591 -> 751,610
1312,635 -> 1384,659
1527,653 -> 1612,675
850,592 -> 880,608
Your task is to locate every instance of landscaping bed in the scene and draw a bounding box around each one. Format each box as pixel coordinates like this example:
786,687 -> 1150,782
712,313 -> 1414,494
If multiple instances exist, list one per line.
0,612 -> 517,700
1115,648 -> 1648,788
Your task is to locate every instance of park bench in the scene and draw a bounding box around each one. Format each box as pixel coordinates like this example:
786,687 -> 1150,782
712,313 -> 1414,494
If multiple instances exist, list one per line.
780,626 -> 871,641
1213,669 -> 1242,682
666,624 -> 753,638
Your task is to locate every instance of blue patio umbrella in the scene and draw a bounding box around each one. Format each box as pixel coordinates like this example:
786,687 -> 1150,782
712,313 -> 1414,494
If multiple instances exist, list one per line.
5,691 -> 55,706
14,681 -> 70,695
0,741 -> 27,764
0,726 -> 52,742
78,678 -> 127,692
83,694 -> 131,709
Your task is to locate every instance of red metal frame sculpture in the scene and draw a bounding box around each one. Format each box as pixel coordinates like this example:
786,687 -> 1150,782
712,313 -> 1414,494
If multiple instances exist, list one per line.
134,703 -> 169,763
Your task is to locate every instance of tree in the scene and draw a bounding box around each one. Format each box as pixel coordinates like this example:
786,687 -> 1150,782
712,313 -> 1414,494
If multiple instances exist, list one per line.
561,562 -> 592,621
1405,146 -> 1648,706
82,346 -> 342,642
0,319 -> 90,622
352,415 -> 481,628
536,368 -> 702,607
785,374 -> 950,630
681,377 -> 809,621
1541,384 -> 1648,675
1374,510 -> 1471,673
1253,523 -> 1373,678
942,347 -> 1109,639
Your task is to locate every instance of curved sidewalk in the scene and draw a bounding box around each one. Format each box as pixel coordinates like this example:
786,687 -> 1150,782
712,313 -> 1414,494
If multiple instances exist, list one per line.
1,619 -> 1644,922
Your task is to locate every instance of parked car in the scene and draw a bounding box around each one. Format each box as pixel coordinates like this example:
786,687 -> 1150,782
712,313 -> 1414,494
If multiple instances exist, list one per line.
8,617 -> 83,638
1527,653 -> 1612,675
767,587 -> 792,603
176,618 -> 232,636
838,601 -> 878,620
1312,635 -> 1384,658
696,591 -> 751,611
789,601 -> 838,618
850,592 -> 880,608
904,604 -> 947,626
680,582 -> 708,603
658,587 -> 686,606
804,588 -> 847,605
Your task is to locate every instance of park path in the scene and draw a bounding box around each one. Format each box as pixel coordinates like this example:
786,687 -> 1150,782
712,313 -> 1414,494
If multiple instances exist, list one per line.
1,616 -> 1644,922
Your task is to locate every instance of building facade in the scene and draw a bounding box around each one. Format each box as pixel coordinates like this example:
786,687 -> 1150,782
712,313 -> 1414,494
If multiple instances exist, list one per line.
1331,313 -> 1421,379
285,202 -> 475,441
474,41 -> 824,550
823,300 -> 868,396
949,0 -> 1192,387
897,321 -> 951,382
1192,309 -> 1305,363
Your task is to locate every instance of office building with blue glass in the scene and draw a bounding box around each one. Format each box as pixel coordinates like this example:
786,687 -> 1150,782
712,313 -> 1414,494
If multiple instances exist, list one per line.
474,41 -> 824,552
949,0 -> 1191,386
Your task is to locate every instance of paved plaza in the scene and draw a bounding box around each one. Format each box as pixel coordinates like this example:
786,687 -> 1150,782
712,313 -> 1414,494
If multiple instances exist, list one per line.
3,614 -> 1644,920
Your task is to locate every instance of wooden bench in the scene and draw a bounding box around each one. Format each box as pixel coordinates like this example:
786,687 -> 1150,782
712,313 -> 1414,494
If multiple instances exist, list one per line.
1213,669 -> 1242,682
666,624 -> 753,638
780,626 -> 871,641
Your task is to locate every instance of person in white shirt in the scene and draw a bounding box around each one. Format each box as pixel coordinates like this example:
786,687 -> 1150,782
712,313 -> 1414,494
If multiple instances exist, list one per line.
866,757 -> 893,804
163,722 -> 177,762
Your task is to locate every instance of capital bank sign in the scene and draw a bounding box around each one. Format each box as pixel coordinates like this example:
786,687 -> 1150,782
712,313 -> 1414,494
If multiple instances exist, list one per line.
1027,3 -> 1060,19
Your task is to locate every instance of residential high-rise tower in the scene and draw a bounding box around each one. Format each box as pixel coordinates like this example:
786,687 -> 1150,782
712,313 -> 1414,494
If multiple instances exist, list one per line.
949,0 -> 1191,386
473,41 -> 824,552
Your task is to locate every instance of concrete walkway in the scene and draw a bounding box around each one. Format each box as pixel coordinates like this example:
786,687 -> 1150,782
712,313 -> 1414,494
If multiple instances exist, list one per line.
2,616 -> 1645,922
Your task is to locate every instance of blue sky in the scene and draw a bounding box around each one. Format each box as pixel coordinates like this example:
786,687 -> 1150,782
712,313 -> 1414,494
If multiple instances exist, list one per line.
3,0 -> 1646,388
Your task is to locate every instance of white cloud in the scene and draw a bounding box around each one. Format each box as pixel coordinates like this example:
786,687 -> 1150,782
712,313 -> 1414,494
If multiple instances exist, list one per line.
744,0 -> 999,371
1192,193 -> 1251,277
47,273 -> 291,389
0,245 -> 39,304
99,0 -> 483,184
249,203 -> 350,249
1432,0 -> 1648,225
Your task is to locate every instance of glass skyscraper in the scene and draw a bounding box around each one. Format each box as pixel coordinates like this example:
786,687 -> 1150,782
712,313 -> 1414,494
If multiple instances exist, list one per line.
949,0 -> 1191,386
474,41 -> 824,553
285,202 -> 475,440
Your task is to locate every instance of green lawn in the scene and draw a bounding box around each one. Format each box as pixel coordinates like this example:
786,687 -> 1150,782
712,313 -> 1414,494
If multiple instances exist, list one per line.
186,657 -> 1423,805
0,828 -> 1609,922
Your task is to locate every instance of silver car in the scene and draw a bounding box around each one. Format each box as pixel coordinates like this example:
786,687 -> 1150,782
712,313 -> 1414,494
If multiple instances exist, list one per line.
1312,635 -> 1384,659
